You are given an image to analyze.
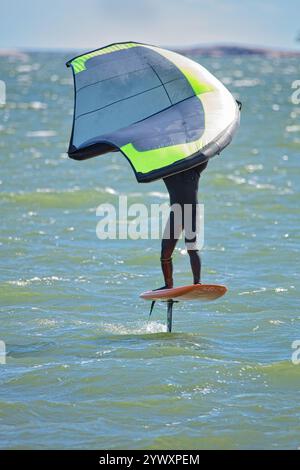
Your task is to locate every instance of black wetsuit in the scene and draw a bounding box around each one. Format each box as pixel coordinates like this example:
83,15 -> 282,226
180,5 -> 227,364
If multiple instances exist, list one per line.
160,161 -> 208,287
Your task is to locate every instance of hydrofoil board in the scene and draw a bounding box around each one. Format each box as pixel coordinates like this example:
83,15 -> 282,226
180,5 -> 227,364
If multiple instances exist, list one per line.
140,284 -> 227,302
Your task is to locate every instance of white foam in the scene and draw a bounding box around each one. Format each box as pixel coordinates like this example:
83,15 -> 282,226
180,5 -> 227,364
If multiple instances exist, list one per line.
99,321 -> 166,335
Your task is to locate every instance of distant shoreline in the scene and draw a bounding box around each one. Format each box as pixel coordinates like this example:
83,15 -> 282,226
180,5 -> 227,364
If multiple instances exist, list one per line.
1,44 -> 300,58
176,44 -> 300,58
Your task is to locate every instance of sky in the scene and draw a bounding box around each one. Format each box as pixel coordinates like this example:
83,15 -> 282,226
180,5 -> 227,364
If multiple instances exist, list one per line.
0,0 -> 299,51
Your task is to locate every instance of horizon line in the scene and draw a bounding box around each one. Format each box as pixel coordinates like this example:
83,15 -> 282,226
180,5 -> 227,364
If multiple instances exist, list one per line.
0,41 -> 300,54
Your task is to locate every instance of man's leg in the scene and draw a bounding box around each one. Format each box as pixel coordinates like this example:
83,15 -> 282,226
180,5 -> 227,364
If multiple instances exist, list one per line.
160,209 -> 182,288
185,203 -> 202,284
187,249 -> 201,284
160,246 -> 176,288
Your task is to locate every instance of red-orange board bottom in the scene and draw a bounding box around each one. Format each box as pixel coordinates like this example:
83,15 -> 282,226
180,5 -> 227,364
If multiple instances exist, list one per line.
140,284 -> 227,302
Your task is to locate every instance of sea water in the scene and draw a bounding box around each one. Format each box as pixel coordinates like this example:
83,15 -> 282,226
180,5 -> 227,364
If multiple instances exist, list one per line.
0,51 -> 299,449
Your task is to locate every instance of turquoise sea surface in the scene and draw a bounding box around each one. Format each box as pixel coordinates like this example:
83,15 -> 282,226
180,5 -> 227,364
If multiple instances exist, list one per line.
0,51 -> 299,449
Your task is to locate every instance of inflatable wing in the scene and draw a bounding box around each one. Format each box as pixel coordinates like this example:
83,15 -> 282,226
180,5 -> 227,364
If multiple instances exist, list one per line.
66,42 -> 240,182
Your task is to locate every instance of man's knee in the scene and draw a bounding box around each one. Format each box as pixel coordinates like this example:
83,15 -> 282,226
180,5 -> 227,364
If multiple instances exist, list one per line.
187,249 -> 199,258
161,239 -> 174,260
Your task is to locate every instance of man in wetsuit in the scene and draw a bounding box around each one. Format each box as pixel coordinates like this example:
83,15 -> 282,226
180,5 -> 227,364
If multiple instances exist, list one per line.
160,161 -> 208,289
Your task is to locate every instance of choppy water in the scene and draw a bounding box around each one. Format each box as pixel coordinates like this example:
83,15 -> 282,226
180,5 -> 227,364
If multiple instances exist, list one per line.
0,51 -> 299,449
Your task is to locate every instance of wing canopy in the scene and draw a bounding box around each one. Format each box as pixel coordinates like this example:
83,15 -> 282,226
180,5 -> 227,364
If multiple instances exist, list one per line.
67,42 -> 240,182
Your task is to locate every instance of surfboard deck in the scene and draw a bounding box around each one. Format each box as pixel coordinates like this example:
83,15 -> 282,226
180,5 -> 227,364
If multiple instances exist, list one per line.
140,284 -> 227,302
